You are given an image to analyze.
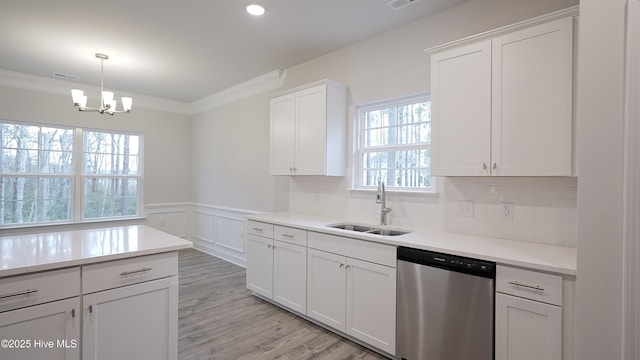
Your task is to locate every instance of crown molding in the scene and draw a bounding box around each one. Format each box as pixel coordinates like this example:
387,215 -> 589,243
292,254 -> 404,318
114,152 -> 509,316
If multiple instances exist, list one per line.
425,5 -> 579,55
0,69 -> 192,115
190,69 -> 287,114
0,68 -> 287,116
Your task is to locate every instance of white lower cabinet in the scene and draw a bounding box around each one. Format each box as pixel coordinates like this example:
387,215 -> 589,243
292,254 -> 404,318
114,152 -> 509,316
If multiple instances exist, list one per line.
82,276 -> 178,360
82,252 -> 179,360
0,267 -> 81,360
273,240 -> 307,314
0,297 -> 80,360
246,234 -> 274,299
495,265 -> 563,360
345,257 -> 396,354
306,247 -> 396,355
306,248 -> 347,331
0,252 -> 180,360
495,293 -> 562,360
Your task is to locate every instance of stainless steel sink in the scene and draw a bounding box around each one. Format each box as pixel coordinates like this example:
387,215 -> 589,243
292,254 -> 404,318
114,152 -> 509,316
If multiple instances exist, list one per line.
327,223 -> 411,236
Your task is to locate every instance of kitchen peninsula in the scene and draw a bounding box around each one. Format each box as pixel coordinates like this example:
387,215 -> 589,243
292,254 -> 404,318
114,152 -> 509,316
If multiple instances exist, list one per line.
0,225 -> 191,360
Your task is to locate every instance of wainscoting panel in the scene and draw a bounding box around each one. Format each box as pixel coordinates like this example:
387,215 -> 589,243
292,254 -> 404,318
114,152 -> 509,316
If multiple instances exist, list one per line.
189,204 -> 256,267
215,215 -> 246,253
191,210 -> 216,243
145,203 -> 189,238
145,203 -> 257,267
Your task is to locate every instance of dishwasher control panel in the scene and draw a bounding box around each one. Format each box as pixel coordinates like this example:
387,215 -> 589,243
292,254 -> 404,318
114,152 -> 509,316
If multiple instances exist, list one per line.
397,246 -> 495,278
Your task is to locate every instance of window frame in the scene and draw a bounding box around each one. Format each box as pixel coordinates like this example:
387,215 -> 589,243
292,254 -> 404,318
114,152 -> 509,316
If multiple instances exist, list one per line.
0,120 -> 144,229
354,94 -> 435,193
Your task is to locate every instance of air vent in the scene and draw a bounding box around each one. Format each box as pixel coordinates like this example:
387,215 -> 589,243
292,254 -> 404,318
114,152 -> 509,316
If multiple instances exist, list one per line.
52,72 -> 79,80
388,0 -> 420,10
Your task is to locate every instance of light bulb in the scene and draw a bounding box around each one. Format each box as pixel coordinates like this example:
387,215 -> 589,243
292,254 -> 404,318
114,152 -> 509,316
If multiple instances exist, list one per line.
71,89 -> 85,104
102,91 -> 114,105
122,97 -> 133,111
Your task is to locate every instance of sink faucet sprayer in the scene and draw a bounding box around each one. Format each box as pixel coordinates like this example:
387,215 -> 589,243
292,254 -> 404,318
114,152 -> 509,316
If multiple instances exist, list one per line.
376,182 -> 391,226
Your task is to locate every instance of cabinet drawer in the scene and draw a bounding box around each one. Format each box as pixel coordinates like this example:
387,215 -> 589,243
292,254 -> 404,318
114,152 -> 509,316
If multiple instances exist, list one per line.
0,267 -> 80,313
82,252 -> 178,294
496,265 -> 562,306
308,232 -> 396,268
274,225 -> 307,246
247,220 -> 274,238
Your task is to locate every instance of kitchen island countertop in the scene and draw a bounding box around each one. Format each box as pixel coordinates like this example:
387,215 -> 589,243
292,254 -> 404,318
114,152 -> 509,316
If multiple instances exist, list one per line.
0,225 -> 192,278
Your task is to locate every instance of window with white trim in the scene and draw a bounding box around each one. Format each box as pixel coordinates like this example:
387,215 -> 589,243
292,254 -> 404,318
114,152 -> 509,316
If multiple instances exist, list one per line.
356,95 -> 433,191
0,120 -> 143,226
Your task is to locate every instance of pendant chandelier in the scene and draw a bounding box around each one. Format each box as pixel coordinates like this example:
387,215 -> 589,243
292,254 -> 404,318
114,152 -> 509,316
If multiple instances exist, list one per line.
71,53 -> 132,115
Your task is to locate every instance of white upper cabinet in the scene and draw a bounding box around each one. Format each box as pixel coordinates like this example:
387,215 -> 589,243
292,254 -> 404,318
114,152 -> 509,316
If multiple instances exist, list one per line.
430,16 -> 574,176
270,79 -> 347,176
431,40 -> 492,176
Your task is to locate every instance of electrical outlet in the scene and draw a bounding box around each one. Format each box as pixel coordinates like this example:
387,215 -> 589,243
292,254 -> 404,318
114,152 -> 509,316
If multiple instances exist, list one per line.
458,200 -> 474,217
501,202 -> 513,220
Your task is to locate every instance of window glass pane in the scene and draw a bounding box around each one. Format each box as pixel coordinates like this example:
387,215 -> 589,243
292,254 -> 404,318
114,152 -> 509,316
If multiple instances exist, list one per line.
0,124 -> 73,175
83,177 -> 138,219
0,177 -> 37,224
358,97 -> 432,190
84,177 -> 112,218
83,131 -> 140,175
38,177 -> 72,222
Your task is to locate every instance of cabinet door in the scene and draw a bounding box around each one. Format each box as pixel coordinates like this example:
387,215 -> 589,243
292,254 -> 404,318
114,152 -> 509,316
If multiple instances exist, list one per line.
270,93 -> 296,175
273,240 -> 307,314
246,234 -> 274,299
345,258 -> 396,355
307,248 -> 346,331
491,17 -> 573,176
0,297 -> 80,360
83,277 -> 178,360
295,84 -> 327,175
495,293 -> 562,360
431,40 -> 492,176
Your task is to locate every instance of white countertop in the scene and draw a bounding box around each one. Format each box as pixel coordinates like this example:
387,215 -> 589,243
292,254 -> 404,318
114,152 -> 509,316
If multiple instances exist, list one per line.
0,225 -> 192,278
248,212 -> 577,276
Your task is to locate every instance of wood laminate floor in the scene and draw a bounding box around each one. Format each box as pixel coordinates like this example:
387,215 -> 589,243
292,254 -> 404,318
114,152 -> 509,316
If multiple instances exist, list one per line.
178,248 -> 389,360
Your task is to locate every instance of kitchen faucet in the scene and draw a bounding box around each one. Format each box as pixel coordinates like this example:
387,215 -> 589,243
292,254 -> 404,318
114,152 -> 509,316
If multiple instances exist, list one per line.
376,182 -> 391,225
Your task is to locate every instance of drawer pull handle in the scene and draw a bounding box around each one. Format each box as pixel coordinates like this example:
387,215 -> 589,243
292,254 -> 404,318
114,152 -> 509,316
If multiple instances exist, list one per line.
120,267 -> 152,276
0,289 -> 38,300
252,227 -> 263,232
508,281 -> 545,292
72,309 -> 76,318
89,305 -> 93,314
281,234 -> 294,238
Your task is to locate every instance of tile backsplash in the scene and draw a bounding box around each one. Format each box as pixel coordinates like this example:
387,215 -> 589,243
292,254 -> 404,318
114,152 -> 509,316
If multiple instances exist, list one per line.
443,177 -> 577,247
288,176 -> 577,248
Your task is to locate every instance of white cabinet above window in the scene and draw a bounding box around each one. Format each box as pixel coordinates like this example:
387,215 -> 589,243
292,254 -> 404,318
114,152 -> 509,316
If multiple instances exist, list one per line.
269,79 -> 348,176
430,16 -> 575,177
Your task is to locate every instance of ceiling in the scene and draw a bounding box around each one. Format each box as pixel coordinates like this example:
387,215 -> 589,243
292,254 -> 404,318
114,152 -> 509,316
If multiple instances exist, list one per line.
0,0 -> 467,103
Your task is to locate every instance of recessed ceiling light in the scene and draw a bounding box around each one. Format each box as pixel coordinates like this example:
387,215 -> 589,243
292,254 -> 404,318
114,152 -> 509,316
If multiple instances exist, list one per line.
245,2 -> 266,16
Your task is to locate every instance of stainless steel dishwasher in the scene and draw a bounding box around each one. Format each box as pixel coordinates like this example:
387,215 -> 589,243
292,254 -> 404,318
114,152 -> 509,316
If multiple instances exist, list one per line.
396,246 -> 495,360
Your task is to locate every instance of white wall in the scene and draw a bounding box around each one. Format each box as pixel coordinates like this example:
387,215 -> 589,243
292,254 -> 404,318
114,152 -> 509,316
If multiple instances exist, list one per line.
190,92 -> 289,212
575,0 -> 627,358
0,86 -> 192,207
